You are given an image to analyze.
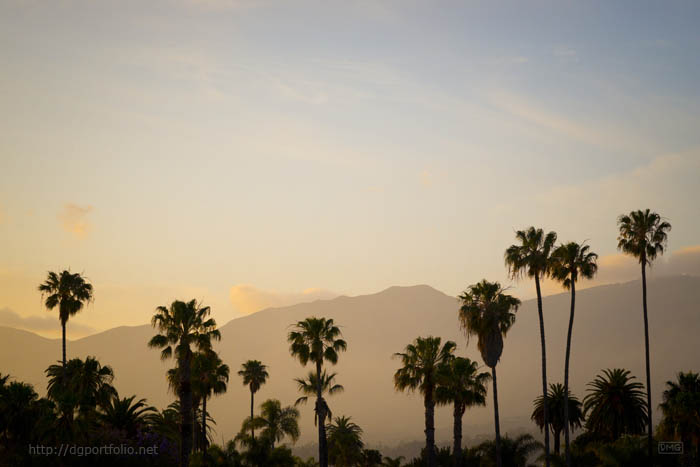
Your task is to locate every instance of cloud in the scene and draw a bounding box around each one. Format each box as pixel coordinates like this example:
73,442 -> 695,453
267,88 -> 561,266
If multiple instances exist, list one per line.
0,307 -> 96,336
229,285 -> 337,315
58,203 -> 93,238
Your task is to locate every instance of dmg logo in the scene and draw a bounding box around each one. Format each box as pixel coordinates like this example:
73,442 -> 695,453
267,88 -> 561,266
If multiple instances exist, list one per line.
658,441 -> 683,454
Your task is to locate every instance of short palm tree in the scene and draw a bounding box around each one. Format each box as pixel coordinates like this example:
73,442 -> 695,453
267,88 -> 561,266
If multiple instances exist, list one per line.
459,280 -> 520,467
148,299 -> 220,467
617,208 -> 671,460
381,456 -> 404,467
238,360 -> 269,440
505,226 -> 557,467
294,370 -> 344,425
198,350 -> 229,455
436,356 -> 490,465
326,416 -> 364,467
658,371 -> 700,464
475,433 -> 543,467
38,270 -> 94,368
46,356 -> 116,419
531,383 -> 584,455
241,399 -> 300,448
583,369 -> 648,441
288,317 -> 347,467
99,391 -> 156,437
393,336 -> 456,467
550,241 -> 597,466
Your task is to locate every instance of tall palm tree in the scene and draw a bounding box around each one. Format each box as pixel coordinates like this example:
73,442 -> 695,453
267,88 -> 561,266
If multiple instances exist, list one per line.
436,356 -> 490,465
294,370 -> 344,425
505,226 -> 557,466
99,391 -> 156,437
241,399 -> 300,448
238,360 -> 269,440
531,383 -> 584,455
326,416 -> 364,467
583,368 -> 648,441
658,371 -> 700,464
617,208 -> 671,460
458,280 -> 520,467
38,270 -> 94,368
148,299 -> 220,467
197,350 -> 229,459
550,241 -> 597,467
393,336 -> 456,467
288,317 -> 347,467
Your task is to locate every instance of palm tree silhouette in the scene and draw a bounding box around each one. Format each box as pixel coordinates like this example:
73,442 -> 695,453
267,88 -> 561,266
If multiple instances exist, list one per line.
38,270 -> 93,368
617,208 -> 671,461
658,371 -> 700,464
288,317 -> 347,467
583,368 -> 648,441
197,350 -> 229,460
238,360 -> 269,440
393,336 -> 456,467
241,399 -> 300,448
99,391 -> 156,437
459,280 -> 520,467
294,370 -> 344,425
531,383 -> 583,455
148,299 -> 220,467
474,433 -> 543,467
326,416 -> 364,467
505,226 -> 557,467
550,241 -> 597,467
436,356 -> 490,465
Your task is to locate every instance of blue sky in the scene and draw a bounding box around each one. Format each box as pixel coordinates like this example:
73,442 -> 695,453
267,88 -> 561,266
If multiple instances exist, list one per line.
1,0 -> 699,334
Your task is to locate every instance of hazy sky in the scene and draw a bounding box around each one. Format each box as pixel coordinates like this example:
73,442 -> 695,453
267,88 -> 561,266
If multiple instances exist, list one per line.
1,0 -> 699,336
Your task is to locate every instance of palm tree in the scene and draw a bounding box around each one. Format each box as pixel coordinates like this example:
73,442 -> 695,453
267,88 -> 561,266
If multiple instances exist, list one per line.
99,391 -> 156,437
475,433 -> 543,467
288,317 -> 347,467
458,280 -> 520,467
294,370 -> 344,426
148,299 -> 221,467
238,360 -> 269,440
658,371 -> 700,464
326,416 -> 364,467
393,336 -> 456,467
197,350 -> 229,458
38,270 -> 94,368
381,456 -> 404,467
241,399 -> 300,448
550,241 -> 597,466
531,383 -> 584,455
505,226 -> 557,467
436,356 -> 490,465
46,356 -> 116,418
617,208 -> 671,460
583,369 -> 648,441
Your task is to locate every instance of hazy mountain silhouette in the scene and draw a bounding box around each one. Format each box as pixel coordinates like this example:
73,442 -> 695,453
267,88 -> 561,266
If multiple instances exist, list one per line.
1,275 -> 698,450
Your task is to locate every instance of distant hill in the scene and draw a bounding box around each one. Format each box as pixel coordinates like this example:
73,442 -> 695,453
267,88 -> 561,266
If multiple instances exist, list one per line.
1,275 -> 699,451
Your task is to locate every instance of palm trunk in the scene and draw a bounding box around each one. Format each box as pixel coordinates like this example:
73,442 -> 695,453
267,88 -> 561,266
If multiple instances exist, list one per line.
641,259 -> 653,462
535,274 -> 551,467
554,428 -> 561,455
492,365 -> 502,467
425,387 -> 436,467
453,403 -> 463,467
564,278 -> 575,467
250,389 -> 255,440
179,353 -> 193,467
62,321 -> 67,368
316,360 -> 328,467
202,396 -> 208,467
193,398 -> 200,452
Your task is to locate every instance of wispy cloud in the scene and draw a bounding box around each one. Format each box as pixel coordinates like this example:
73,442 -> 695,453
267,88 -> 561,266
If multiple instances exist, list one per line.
229,284 -> 337,315
59,203 -> 93,238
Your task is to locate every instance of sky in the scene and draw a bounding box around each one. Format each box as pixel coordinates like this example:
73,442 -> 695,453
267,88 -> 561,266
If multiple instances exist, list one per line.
1,0 -> 699,337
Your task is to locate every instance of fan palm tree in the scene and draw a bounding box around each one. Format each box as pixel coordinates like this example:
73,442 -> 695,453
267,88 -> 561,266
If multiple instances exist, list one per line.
197,350 -> 229,458
46,356 -> 116,418
475,433 -> 543,467
148,299 -> 221,467
99,391 -> 156,437
617,208 -> 671,460
294,370 -> 344,425
287,317 -> 347,467
38,270 -> 94,368
658,371 -> 700,464
393,336 -> 456,467
458,280 -> 520,467
531,383 -> 584,455
550,241 -> 597,467
505,226 -> 557,467
583,369 -> 648,441
238,360 -> 269,440
241,399 -> 300,448
326,416 -> 364,467
436,356 -> 490,465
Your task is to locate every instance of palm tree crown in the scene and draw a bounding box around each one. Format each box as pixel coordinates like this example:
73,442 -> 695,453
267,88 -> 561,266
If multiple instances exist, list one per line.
288,317 -> 347,367
531,383 -> 583,454
658,372 -> 700,452
393,336 -> 456,396
326,416 -> 364,467
241,399 -> 300,447
617,209 -> 671,265
294,370 -> 344,424
238,360 -> 269,394
550,242 -> 598,289
505,227 -> 557,280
